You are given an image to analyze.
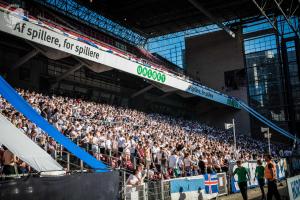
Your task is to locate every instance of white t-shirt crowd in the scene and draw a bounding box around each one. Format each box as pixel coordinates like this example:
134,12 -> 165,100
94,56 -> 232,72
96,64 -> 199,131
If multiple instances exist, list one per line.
0,89 -> 290,180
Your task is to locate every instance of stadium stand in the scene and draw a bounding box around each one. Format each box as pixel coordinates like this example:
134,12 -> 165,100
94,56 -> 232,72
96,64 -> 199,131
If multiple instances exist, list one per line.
0,0 -> 299,199
0,86 -> 291,180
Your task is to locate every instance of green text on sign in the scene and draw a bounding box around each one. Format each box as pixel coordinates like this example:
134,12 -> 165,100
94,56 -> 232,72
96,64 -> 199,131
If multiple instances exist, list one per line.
137,65 -> 166,83
227,98 -> 240,108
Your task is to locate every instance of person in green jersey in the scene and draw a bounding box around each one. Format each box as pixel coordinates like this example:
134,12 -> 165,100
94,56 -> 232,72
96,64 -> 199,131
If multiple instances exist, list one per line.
233,160 -> 250,200
254,160 -> 265,200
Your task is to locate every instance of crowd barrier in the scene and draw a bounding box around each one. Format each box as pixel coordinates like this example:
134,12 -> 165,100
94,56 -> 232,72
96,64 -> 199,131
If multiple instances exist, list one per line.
287,174 -> 300,200
0,171 -> 119,200
147,181 -> 171,200
287,156 -> 300,176
230,158 -> 286,193
124,173 -> 227,200
125,184 -> 147,200
217,173 -> 228,196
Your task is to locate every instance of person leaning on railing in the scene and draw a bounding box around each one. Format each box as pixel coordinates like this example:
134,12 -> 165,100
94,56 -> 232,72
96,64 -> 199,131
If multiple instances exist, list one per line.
126,169 -> 142,186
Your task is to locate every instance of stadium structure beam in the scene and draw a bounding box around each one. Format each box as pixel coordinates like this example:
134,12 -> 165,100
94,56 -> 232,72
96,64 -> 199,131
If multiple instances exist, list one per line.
130,85 -> 154,98
34,0 -> 146,46
251,0 -> 281,35
27,42 -> 84,83
53,56 -> 104,83
26,42 -> 47,54
187,0 -> 236,38
146,92 -> 173,106
243,28 -> 275,39
73,57 -> 91,68
272,0 -> 299,37
11,49 -> 39,70
55,62 -> 84,83
40,10 -> 78,32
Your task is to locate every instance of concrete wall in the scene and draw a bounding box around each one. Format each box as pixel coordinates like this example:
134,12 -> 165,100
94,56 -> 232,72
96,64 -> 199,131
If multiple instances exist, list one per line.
185,30 -> 251,135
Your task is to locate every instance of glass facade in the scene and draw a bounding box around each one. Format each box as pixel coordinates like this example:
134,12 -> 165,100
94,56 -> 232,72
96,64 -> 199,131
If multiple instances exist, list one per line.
146,25 -> 220,68
35,0 -> 300,138
147,15 -> 300,138
243,17 -> 300,138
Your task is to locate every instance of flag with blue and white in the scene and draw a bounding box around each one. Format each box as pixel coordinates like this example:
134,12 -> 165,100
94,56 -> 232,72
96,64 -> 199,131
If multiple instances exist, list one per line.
204,173 -> 219,198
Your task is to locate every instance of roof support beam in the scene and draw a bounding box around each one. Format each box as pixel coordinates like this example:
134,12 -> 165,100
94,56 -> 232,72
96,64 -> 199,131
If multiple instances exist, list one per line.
11,49 -> 39,70
187,0 -> 236,38
131,85 -> 154,98
251,0 -> 281,35
55,62 -> 84,83
27,41 -> 84,83
26,42 -> 47,54
146,92 -> 173,106
272,0 -> 299,37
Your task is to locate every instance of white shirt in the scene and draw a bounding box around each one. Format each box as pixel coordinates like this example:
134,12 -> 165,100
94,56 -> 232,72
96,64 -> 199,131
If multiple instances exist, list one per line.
126,174 -> 140,186
169,155 -> 179,168
130,140 -> 136,154
99,136 -> 106,147
118,137 -> 126,148
152,146 -> 159,154
184,158 -> 191,167
105,139 -> 112,150
92,137 -> 99,145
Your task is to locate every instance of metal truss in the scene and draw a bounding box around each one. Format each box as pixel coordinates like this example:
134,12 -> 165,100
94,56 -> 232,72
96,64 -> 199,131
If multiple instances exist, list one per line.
251,0 -> 280,35
33,0 -> 147,46
147,24 -> 220,44
146,16 -> 241,45
188,0 -> 236,38
251,0 -> 299,37
273,0 -> 299,36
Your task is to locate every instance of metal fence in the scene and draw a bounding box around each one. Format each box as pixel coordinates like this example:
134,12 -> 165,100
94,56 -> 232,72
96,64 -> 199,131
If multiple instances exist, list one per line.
123,173 -> 227,200
122,158 -> 288,200
124,181 -> 171,200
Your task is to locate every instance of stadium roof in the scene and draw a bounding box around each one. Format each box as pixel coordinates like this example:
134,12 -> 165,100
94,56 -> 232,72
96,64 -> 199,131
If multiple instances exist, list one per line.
73,0 -> 299,38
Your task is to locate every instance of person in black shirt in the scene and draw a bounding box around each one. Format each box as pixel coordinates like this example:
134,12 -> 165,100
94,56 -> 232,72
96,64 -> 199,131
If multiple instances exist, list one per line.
198,155 -> 206,174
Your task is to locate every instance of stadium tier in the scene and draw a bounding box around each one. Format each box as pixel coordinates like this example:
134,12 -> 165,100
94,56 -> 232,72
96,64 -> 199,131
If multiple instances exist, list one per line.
0,77 -> 292,175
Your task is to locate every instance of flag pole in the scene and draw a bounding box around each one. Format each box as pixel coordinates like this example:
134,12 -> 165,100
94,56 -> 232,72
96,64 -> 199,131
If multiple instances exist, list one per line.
267,128 -> 271,155
233,118 -> 237,160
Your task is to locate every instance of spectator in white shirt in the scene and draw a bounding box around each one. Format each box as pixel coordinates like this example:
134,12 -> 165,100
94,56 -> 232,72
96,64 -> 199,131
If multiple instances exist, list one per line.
169,151 -> 179,178
126,169 -> 141,186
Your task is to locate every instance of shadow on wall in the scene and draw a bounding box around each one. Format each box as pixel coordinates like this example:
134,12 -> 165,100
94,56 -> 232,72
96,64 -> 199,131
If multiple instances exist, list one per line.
177,186 -> 204,200
198,187 -> 204,200
179,187 -> 186,200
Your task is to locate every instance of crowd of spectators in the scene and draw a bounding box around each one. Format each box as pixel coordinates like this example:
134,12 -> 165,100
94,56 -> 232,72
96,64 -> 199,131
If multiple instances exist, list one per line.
0,89 -> 291,182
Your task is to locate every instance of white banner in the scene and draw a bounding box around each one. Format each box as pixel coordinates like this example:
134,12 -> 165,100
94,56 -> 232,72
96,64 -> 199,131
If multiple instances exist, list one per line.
0,7 -> 240,108
0,113 -> 63,172
287,175 -> 300,200
225,123 -> 233,129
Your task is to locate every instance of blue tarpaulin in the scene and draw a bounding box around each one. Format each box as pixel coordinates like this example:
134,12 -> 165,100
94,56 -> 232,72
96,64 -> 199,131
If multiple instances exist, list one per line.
170,178 -> 205,193
0,76 -> 108,171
